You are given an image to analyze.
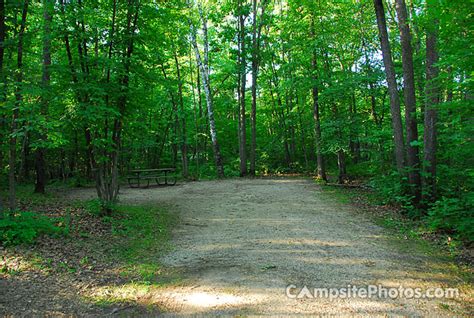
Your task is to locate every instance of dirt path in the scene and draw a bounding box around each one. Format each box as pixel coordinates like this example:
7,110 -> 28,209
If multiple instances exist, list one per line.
70,177 -> 468,316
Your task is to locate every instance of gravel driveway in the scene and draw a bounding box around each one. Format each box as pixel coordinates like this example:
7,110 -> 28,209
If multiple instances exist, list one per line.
66,177 -> 468,316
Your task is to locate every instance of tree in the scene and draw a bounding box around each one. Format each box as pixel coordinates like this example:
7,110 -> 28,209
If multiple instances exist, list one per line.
0,0 -> 471,240
237,0 -> 248,177
189,2 -> 225,178
0,0 -> 5,218
373,0 -> 405,173
0,0 -> 5,95
9,0 -> 29,211
249,0 -> 268,176
310,14 -> 326,181
423,1 -> 440,202
96,0 -> 140,212
174,49 -> 189,179
395,0 -> 422,204
34,0 -> 53,194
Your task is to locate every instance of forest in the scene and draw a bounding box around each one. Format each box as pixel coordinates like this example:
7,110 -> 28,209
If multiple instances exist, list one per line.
1,0 -> 472,239
0,0 -> 473,315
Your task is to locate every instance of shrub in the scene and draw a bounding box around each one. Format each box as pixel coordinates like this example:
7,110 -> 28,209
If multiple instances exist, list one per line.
426,196 -> 474,243
85,199 -> 117,216
369,171 -> 413,207
0,212 -> 65,246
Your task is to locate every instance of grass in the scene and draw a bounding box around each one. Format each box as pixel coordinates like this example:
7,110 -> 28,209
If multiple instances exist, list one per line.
1,184 -> 180,310
2,183 -> 59,205
83,204 -> 180,307
94,204 -> 180,285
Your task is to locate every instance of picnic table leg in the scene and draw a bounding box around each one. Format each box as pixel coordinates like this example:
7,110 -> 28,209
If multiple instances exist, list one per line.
168,175 -> 177,186
128,177 -> 139,188
164,171 -> 168,185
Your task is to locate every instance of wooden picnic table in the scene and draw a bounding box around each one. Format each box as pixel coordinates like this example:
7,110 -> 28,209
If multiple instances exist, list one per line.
127,168 -> 177,188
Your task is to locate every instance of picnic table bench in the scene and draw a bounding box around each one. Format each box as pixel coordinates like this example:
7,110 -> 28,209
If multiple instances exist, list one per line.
127,168 -> 177,188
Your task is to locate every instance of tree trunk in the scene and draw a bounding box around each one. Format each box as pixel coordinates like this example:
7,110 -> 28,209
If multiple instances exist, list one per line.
395,0 -> 422,204
0,0 -> 5,217
189,44 -> 200,179
349,92 -> 361,163
310,16 -> 326,181
189,5 -> 225,178
20,133 -> 29,180
9,0 -> 29,211
174,50 -> 188,178
296,94 -> 309,170
238,1 -> 247,177
160,62 -> 180,165
34,0 -> 53,194
96,0 -> 138,213
61,0 -> 96,179
250,0 -> 258,176
446,66 -> 453,102
0,0 -> 4,75
337,150 -> 347,184
423,5 -> 439,203
373,0 -> 405,173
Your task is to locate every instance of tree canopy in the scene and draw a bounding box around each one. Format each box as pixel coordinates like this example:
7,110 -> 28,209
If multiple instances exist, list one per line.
0,0 -> 472,239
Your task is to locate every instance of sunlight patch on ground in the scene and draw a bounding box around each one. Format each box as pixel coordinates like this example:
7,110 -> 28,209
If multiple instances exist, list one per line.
86,283 -> 151,304
86,283 -> 264,311
0,253 -> 44,275
158,288 -> 266,311
252,238 -> 352,247
173,291 -> 243,307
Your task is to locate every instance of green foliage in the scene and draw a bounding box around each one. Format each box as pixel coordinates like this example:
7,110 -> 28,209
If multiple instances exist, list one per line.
0,0 -> 471,247
426,197 -> 474,243
85,199 -> 117,217
369,167 -> 474,242
369,172 -> 411,206
84,199 -> 103,216
0,212 -> 65,246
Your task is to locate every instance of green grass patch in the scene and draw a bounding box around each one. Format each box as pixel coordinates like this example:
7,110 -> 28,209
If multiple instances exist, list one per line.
83,204 -> 180,307
1,184 -> 58,206
105,204 -> 179,285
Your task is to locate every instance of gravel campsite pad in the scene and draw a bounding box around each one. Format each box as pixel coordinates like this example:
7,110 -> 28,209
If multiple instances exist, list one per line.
1,178 -> 472,316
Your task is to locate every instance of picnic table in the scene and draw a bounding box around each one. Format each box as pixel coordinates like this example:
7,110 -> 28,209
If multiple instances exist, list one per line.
127,168 -> 177,188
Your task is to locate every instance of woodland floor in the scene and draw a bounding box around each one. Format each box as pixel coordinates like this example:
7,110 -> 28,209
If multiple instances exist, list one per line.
1,178 -> 472,316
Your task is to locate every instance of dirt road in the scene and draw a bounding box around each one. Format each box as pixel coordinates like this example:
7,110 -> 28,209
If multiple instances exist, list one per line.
73,177 -> 466,316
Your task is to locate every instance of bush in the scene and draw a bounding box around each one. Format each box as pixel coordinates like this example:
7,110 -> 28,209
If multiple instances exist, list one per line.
369,171 -> 414,210
426,196 -> 474,243
84,199 -> 117,216
0,212 -> 65,246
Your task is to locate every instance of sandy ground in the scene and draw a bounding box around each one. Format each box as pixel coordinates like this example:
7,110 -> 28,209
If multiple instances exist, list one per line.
67,177 -> 470,316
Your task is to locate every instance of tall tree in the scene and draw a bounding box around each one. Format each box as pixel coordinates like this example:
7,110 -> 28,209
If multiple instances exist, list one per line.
373,0 -> 405,173
310,14 -> 326,181
238,0 -> 247,176
395,0 -> 422,203
0,0 -> 5,218
95,0 -> 140,213
9,0 -> 29,211
174,49 -> 189,178
34,0 -> 53,194
0,0 -> 5,87
189,3 -> 225,178
249,0 -> 268,176
423,1 -> 440,202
